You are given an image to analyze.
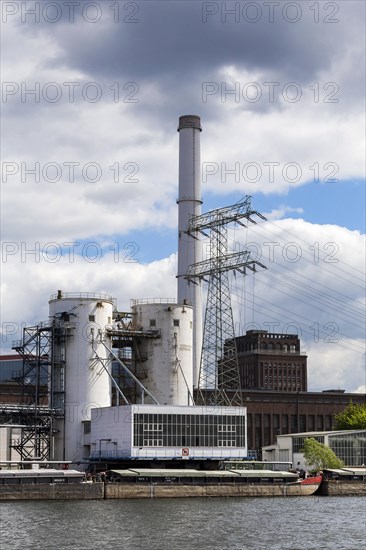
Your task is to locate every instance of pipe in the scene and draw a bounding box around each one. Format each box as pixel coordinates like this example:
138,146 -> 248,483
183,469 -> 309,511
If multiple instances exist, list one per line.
90,332 -> 130,405
98,332 -> 160,405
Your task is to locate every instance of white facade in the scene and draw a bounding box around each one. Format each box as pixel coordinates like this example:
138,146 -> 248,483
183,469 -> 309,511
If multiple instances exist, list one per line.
177,115 -> 203,388
132,300 -> 193,406
0,427 -> 21,462
49,292 -> 113,462
89,404 -> 247,460
262,430 -> 366,469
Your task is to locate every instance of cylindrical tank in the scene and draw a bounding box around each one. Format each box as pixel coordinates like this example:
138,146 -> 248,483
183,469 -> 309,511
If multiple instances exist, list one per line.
132,300 -> 193,405
177,115 -> 203,389
49,291 -> 113,462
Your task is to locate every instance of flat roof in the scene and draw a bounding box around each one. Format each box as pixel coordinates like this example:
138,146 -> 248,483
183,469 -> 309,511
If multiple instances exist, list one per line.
325,468 -> 366,476
277,430 -> 366,438
94,404 -> 246,415
0,469 -> 83,477
110,469 -> 298,478
111,469 -> 231,478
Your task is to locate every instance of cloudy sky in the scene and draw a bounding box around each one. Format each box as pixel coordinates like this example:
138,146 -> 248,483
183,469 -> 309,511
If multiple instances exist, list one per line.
1,0 -> 365,392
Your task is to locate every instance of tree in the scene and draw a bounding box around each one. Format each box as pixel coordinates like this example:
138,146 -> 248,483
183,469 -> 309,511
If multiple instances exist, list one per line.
334,402 -> 366,430
302,438 -> 344,471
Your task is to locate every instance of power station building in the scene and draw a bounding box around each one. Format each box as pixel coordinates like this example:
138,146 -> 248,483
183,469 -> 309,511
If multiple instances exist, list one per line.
0,115 -> 250,468
235,330 -> 307,392
1,115 -> 364,468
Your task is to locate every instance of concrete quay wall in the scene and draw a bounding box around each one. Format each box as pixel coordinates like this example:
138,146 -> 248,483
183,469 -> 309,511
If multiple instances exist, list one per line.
318,481 -> 366,496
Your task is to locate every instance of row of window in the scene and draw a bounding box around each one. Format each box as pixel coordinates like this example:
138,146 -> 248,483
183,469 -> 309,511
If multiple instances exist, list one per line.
329,433 -> 366,466
143,423 -> 163,432
246,414 -> 334,448
149,319 -> 181,327
292,436 -> 324,453
134,413 -> 246,448
262,363 -> 303,369
264,377 -> 301,382
143,423 -> 236,433
141,439 -> 238,448
237,342 -> 299,352
135,413 -> 242,425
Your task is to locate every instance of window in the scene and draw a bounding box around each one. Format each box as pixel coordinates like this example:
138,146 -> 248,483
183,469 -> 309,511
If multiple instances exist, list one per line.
143,439 -> 163,447
218,425 -> 236,433
325,415 -> 332,431
316,415 -> 324,430
218,440 -> 236,447
173,319 -> 180,327
83,421 -> 91,434
293,436 -> 324,453
272,414 -> 279,430
299,415 -> 306,432
308,415 -> 315,431
149,319 -> 156,327
134,413 -> 246,448
89,315 -> 95,322
143,423 -> 163,432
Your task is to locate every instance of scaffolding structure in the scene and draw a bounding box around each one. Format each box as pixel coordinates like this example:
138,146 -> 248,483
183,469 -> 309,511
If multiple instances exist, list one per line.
185,196 -> 266,407
10,321 -> 69,460
105,310 -> 162,405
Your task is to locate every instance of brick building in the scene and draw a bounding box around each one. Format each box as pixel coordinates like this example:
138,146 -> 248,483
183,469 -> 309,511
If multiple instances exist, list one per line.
0,355 -> 23,404
242,389 -> 365,454
235,330 -> 307,392
197,388 -> 365,456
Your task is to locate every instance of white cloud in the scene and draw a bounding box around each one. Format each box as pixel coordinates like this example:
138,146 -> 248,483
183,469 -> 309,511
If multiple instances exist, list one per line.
1,218 -> 364,393
264,206 -> 304,220
228,219 -> 365,392
1,4 -> 364,397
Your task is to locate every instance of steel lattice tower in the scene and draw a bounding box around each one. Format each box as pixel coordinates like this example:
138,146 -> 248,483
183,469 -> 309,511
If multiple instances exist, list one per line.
12,323 -> 56,460
11,321 -> 68,460
185,196 -> 266,406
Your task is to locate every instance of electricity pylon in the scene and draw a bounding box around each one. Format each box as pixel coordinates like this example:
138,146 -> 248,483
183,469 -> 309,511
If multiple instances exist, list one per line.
185,196 -> 266,406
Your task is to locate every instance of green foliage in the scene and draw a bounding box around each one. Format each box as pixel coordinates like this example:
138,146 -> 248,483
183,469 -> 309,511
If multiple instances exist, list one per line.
334,402 -> 366,430
302,438 -> 344,471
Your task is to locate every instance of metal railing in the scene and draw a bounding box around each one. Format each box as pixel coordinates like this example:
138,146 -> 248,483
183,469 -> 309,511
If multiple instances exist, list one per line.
131,298 -> 177,306
49,292 -> 114,302
237,349 -> 303,356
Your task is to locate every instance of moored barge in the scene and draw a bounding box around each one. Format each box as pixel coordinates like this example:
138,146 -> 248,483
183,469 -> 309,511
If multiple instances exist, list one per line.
0,466 -> 321,500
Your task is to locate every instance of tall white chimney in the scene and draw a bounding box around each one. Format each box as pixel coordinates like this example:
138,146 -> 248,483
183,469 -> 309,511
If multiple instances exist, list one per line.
177,115 -> 203,389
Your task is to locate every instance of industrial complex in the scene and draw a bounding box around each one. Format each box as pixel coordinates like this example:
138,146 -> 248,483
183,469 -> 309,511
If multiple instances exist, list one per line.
0,115 -> 364,473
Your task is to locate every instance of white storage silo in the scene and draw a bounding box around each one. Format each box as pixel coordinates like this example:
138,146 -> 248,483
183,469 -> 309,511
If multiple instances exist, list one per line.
132,300 -> 193,405
49,291 -> 113,462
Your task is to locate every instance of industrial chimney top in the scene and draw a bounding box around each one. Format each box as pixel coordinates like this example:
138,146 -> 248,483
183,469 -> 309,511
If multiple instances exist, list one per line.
178,115 -> 202,132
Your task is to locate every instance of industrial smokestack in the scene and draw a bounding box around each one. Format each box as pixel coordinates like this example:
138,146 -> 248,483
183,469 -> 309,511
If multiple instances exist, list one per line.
177,115 -> 203,389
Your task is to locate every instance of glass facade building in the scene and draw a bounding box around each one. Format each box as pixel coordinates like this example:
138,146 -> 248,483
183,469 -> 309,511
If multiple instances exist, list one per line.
134,412 -> 246,448
328,431 -> 366,466
90,405 -> 248,460
262,430 -> 366,468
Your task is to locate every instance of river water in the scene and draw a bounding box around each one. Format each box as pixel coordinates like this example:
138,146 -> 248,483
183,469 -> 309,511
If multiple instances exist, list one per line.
0,497 -> 365,550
